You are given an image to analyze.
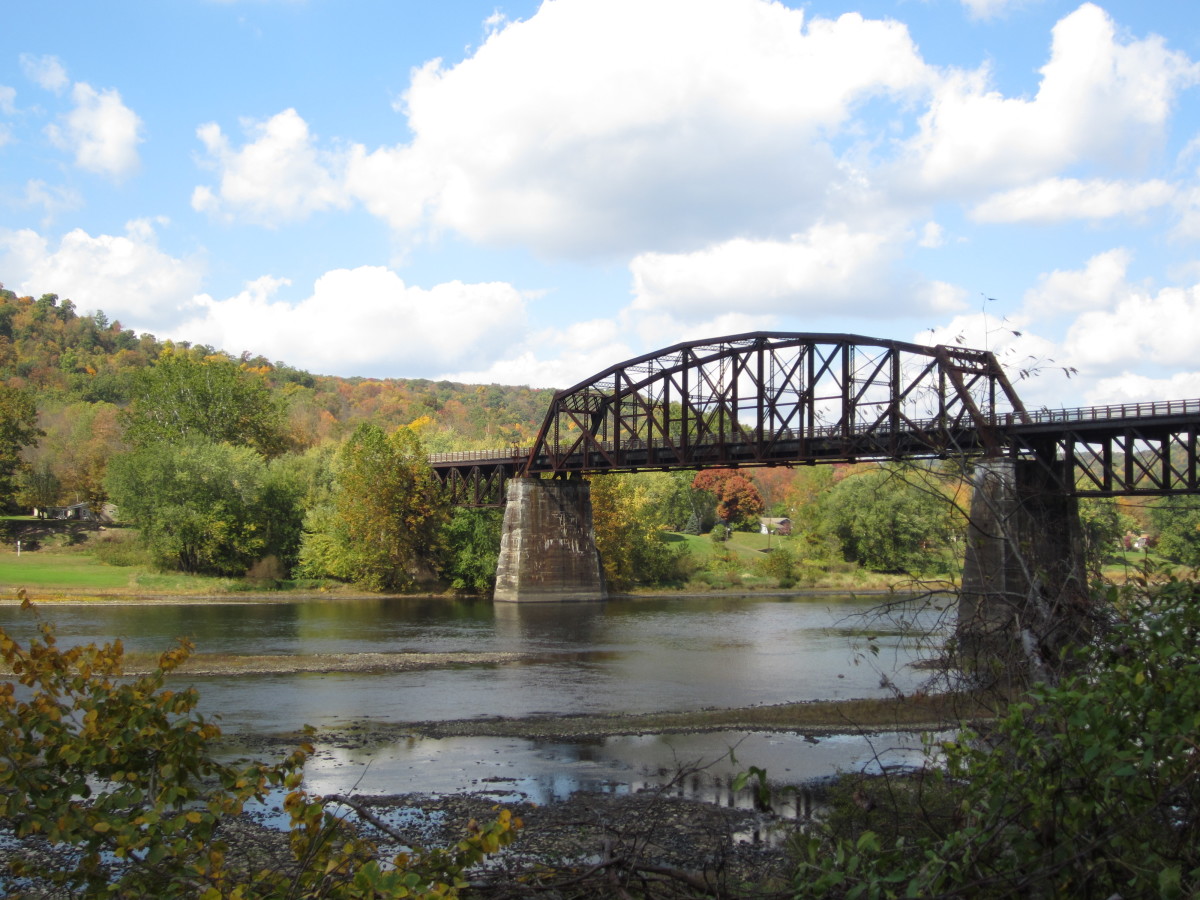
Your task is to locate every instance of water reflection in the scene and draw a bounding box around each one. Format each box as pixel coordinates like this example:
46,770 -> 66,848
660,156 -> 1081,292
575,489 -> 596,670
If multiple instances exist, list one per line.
298,730 -> 939,807
0,593 -> 949,797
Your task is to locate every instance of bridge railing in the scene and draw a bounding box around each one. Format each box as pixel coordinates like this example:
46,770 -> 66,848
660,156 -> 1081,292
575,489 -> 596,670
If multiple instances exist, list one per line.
428,448 -> 531,464
1014,397 -> 1200,426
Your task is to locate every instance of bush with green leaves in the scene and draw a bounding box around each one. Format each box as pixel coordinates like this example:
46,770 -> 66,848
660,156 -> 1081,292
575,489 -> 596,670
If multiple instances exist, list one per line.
436,507 -> 503,592
105,439 -> 306,576
299,423 -> 447,592
0,602 -> 518,898
791,577 -> 1200,899
818,465 -> 962,576
1151,495 -> 1200,567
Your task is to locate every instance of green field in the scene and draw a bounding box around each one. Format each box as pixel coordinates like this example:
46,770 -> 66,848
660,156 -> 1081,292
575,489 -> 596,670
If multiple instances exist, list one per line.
0,551 -> 134,591
0,551 -> 249,596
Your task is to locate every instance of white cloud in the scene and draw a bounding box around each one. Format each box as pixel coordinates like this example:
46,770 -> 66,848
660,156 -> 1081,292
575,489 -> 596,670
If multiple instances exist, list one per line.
439,317 -> 637,389
0,220 -> 204,326
345,0 -> 931,256
971,178 -> 1175,223
629,222 -> 955,320
1085,371 -> 1200,405
1022,248 -> 1133,314
918,221 -> 945,248
46,82 -> 143,178
1064,283 -> 1200,373
0,86 -> 16,115
922,280 -> 970,313
905,4 -> 1199,195
191,109 -> 351,226
20,54 -> 69,94
174,266 -> 529,377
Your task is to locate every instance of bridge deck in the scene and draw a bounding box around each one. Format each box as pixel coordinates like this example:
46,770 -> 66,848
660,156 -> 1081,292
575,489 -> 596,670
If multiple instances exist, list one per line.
429,397 -> 1200,503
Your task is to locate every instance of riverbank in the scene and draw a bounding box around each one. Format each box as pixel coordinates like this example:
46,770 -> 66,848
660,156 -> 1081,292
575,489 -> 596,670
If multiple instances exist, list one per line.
1,583 -> 968,893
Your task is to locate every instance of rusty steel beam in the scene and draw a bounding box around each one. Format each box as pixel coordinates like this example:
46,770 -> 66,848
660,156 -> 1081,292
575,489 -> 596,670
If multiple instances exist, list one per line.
429,335 -> 1200,505
522,332 -> 1024,477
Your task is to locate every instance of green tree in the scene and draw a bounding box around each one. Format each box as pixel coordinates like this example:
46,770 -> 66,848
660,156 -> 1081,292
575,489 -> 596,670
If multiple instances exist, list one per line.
18,463 -> 61,510
0,383 -> 41,509
106,440 -> 303,575
638,471 -> 702,532
123,346 -> 290,457
819,464 -> 959,574
1151,495 -> 1200,566
299,424 -> 446,591
436,507 -> 504,592
1078,496 -> 1135,575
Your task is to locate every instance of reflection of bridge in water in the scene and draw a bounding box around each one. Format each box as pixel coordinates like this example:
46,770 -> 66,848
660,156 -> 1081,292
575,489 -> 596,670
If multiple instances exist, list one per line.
430,332 -> 1200,506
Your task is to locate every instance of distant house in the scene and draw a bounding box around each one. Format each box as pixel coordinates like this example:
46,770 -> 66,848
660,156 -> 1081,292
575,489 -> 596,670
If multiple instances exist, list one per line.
33,503 -> 113,523
759,517 -> 792,536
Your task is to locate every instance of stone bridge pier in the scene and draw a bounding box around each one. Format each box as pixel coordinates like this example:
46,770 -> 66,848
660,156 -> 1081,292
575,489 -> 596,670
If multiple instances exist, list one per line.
493,477 -> 607,603
958,458 -> 1093,684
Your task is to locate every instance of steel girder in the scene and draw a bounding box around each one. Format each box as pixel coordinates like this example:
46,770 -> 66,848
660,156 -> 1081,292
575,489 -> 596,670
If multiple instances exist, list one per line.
430,460 -> 516,507
1009,424 -> 1200,496
427,340 -> 1200,504
522,332 -> 1028,476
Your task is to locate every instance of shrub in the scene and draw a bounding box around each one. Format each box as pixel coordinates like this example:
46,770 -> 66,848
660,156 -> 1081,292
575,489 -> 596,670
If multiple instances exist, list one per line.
0,601 -> 517,898
791,578 -> 1200,898
89,527 -> 152,567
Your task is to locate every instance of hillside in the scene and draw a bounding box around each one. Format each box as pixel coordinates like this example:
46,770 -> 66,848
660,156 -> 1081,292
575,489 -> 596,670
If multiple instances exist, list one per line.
0,284 -> 556,509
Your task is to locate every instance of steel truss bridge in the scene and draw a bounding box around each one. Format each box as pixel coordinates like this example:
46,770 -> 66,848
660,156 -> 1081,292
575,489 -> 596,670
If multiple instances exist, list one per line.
429,332 -> 1200,507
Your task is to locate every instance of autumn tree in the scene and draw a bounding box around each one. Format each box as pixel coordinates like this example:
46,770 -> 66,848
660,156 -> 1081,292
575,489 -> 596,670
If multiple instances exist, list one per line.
589,473 -> 686,590
299,423 -> 447,591
20,401 -> 123,512
0,606 -> 517,897
691,468 -> 765,529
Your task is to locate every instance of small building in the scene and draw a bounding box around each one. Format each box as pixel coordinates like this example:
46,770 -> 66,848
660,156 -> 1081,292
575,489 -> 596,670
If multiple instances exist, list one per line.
759,517 -> 792,536
34,503 -> 112,523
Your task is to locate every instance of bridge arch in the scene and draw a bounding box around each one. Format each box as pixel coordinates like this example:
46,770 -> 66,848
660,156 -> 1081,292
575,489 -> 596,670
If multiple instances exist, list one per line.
523,332 -> 1029,476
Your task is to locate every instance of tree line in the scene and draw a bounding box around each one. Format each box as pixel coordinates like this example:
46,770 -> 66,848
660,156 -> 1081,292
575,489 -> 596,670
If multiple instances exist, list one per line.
1,284 -> 1197,591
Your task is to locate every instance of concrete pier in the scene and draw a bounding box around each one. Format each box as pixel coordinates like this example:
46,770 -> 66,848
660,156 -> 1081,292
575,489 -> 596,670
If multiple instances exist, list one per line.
958,458 -> 1091,683
493,477 -> 607,603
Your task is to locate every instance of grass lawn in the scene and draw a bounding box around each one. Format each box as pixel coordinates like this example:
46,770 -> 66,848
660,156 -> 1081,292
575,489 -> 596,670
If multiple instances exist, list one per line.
0,551 -> 134,591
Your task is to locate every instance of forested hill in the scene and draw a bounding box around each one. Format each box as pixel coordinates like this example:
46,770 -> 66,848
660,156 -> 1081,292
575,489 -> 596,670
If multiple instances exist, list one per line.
0,285 -> 555,507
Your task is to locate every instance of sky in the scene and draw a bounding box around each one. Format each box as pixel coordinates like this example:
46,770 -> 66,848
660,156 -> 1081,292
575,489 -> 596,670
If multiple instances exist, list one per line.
3,0 -> 1200,410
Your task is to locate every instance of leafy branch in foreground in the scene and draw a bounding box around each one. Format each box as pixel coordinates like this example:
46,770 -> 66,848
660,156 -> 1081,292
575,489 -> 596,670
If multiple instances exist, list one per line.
791,577 -> 1200,899
0,602 -> 517,898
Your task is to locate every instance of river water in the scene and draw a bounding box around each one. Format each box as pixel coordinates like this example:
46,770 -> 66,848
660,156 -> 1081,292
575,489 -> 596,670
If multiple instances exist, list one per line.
0,593 -> 949,804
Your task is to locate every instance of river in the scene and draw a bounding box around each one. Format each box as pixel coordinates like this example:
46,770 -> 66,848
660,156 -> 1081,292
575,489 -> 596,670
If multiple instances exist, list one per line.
0,592 -> 949,805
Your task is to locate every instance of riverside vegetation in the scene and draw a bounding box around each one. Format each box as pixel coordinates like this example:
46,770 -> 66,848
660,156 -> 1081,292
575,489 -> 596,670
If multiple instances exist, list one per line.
1,575 -> 1196,898
0,283 -> 1186,596
1,285 -> 1199,896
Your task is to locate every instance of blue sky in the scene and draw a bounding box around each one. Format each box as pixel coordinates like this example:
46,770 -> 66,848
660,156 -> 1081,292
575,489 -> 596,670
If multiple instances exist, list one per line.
3,0 -> 1200,409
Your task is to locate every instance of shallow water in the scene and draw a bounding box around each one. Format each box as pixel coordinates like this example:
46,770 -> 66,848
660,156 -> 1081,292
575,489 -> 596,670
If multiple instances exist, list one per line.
0,592 -> 950,795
